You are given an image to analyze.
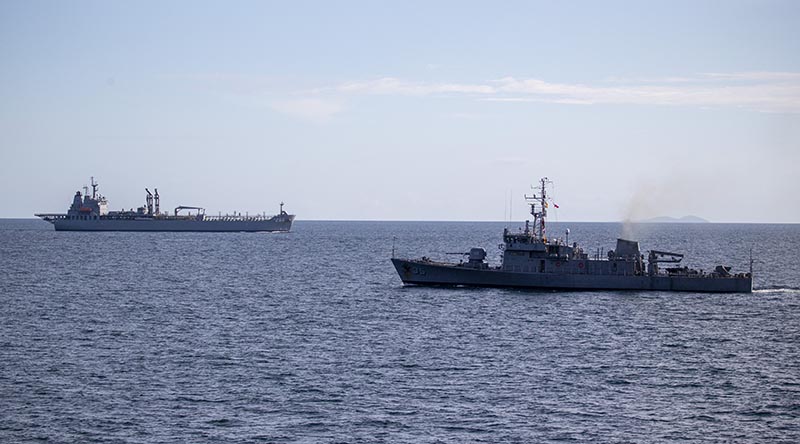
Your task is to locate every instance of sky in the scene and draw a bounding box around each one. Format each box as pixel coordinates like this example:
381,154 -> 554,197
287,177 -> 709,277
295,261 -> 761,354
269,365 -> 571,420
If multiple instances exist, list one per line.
1,0 -> 799,222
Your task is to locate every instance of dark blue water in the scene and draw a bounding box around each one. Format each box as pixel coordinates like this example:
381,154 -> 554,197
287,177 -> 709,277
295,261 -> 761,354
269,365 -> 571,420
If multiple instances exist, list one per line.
2,219 -> 799,443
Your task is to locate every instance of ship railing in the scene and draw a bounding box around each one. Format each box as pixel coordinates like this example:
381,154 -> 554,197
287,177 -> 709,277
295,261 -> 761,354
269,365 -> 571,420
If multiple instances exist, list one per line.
201,214 -> 277,222
34,213 -> 68,222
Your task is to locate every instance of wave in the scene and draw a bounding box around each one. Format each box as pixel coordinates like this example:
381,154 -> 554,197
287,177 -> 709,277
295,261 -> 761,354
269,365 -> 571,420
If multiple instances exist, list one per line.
753,286 -> 800,294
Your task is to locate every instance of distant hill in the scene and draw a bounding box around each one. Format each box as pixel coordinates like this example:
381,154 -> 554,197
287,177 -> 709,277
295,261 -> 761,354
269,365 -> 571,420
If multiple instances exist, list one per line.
639,215 -> 710,223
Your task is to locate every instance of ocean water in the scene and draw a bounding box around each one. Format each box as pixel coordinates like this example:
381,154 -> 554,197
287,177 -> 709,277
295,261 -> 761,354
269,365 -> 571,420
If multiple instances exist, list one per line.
1,219 -> 799,443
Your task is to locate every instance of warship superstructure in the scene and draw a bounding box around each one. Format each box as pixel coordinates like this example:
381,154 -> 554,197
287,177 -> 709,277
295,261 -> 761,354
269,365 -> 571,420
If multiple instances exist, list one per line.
392,178 -> 752,293
36,177 -> 294,232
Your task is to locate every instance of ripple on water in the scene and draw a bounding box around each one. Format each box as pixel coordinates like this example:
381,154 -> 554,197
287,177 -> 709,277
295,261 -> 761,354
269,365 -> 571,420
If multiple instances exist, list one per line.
1,220 -> 799,443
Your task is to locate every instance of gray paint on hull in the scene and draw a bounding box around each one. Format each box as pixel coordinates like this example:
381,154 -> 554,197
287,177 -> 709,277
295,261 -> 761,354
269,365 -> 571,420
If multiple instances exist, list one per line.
52,217 -> 294,232
391,258 -> 752,293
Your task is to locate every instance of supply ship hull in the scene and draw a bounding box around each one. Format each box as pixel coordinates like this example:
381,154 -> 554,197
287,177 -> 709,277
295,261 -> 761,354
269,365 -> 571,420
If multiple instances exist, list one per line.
42,215 -> 294,232
36,177 -> 295,233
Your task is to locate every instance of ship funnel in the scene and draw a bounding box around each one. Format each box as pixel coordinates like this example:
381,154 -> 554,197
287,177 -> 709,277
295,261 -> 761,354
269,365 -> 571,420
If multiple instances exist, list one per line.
615,238 -> 641,259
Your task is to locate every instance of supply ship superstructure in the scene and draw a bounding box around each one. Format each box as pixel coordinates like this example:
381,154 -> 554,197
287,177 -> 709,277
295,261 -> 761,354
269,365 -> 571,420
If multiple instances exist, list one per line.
391,178 -> 752,293
36,177 -> 294,232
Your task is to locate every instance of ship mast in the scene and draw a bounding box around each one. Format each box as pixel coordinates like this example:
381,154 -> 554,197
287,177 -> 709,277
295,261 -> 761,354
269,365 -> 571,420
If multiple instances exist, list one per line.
525,177 -> 551,242
91,176 -> 98,199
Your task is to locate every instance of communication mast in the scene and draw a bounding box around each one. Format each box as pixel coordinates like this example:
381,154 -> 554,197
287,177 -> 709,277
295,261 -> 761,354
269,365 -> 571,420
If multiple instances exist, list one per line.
524,177 -> 552,242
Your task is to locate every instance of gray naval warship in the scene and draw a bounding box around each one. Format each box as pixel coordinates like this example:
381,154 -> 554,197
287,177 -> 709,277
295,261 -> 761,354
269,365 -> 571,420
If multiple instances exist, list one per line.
392,178 -> 753,293
36,177 -> 294,232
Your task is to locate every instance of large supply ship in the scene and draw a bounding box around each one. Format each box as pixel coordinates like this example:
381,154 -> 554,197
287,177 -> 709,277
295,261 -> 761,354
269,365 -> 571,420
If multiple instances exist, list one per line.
36,177 -> 294,232
392,178 -> 752,293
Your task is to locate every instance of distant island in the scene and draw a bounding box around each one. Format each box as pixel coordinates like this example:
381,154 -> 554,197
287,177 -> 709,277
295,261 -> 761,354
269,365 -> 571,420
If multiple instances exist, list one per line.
638,215 -> 710,223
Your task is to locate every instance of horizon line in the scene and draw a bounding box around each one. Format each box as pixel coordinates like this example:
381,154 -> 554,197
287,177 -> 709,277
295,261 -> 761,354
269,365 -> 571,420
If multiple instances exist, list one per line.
7,217 -> 798,225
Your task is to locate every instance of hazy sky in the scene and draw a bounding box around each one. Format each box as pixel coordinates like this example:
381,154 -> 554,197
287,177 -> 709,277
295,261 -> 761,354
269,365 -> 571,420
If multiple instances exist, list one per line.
2,1 -> 799,222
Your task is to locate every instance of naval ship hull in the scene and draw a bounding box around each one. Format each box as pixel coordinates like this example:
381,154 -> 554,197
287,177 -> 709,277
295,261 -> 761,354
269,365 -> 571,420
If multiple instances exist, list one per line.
392,258 -> 753,293
49,216 -> 294,232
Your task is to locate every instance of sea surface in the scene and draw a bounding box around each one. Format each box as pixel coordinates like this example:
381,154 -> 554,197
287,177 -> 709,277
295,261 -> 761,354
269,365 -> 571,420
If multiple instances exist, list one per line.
1,219 -> 799,443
